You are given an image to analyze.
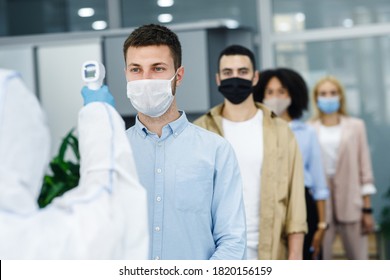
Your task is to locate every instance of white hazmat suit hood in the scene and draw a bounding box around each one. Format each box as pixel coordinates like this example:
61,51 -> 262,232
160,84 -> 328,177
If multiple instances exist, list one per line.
0,69 -> 50,214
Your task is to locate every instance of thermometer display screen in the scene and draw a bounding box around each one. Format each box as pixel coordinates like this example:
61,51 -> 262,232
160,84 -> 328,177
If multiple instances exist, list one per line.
84,65 -> 97,78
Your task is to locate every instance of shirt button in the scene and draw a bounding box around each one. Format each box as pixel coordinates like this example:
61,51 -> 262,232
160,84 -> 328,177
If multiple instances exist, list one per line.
155,226 -> 160,232
156,168 -> 162,174
155,256 -> 160,260
157,143 -> 162,147
174,132 -> 178,137
156,196 -> 162,202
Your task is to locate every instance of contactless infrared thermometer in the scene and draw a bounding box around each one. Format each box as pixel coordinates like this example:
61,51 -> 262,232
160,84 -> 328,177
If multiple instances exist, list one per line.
81,60 -> 106,90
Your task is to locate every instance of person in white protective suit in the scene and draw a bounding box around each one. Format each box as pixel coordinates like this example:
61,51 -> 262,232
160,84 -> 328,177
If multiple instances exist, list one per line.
0,68 -> 149,259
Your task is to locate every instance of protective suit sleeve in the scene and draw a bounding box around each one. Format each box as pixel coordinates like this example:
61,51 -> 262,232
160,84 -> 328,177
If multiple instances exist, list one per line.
0,71 -> 148,259
0,70 -> 50,214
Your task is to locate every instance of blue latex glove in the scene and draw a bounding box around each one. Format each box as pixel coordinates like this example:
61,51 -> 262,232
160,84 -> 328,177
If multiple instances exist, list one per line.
81,85 -> 115,107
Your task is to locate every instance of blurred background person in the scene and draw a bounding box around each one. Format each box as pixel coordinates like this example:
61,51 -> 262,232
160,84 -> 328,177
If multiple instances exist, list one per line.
254,68 -> 329,260
308,75 -> 376,260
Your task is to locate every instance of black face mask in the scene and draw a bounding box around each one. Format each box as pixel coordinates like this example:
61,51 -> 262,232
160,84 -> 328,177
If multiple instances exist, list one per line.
218,77 -> 253,104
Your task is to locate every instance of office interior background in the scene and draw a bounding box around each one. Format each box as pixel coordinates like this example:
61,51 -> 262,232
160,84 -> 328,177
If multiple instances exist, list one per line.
1,0 -> 390,256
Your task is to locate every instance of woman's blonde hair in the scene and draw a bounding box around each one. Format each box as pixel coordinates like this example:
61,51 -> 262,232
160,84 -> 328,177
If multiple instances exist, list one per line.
311,75 -> 348,120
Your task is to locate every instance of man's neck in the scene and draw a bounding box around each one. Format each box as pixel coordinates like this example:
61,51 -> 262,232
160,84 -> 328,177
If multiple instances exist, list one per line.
222,97 -> 258,122
138,101 -> 181,137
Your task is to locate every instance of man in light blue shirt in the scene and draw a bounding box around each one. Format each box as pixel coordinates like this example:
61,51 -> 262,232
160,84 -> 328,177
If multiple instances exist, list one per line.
123,24 -> 246,260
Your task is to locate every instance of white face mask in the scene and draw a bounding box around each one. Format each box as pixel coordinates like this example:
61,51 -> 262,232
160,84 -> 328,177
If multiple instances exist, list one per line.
126,72 -> 177,118
263,97 -> 291,116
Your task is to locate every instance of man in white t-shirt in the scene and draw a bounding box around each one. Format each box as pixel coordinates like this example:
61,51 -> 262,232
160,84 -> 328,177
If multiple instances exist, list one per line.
194,45 -> 307,260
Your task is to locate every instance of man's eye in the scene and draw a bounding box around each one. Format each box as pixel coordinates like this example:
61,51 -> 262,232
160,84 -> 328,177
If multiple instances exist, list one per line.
129,68 -> 140,73
155,67 -> 165,72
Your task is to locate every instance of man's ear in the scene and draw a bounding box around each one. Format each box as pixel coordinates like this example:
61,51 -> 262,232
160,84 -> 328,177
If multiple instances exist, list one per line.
215,73 -> 221,86
252,70 -> 259,86
175,66 -> 185,86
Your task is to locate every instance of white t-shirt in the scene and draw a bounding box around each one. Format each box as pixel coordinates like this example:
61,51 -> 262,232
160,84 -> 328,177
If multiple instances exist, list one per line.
319,124 -> 342,177
222,109 -> 263,260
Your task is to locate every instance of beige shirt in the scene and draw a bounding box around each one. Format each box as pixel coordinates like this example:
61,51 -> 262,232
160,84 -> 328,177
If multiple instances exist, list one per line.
194,102 -> 307,259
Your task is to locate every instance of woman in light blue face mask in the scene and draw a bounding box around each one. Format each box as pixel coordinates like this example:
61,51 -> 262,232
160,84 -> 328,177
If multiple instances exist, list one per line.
308,76 -> 377,260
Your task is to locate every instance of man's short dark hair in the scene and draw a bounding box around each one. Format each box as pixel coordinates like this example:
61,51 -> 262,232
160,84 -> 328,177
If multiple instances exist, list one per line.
253,68 -> 308,119
123,24 -> 182,70
218,45 -> 257,72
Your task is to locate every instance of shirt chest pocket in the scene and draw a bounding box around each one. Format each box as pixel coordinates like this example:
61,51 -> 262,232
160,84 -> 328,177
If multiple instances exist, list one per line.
174,167 -> 213,213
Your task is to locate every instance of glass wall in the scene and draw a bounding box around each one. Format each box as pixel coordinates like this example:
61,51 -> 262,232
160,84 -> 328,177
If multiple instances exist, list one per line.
272,0 -> 390,32
275,37 -> 390,121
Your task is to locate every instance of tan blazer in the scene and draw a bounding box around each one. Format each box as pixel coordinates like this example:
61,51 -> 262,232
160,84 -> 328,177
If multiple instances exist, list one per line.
309,116 -> 375,223
194,103 -> 307,259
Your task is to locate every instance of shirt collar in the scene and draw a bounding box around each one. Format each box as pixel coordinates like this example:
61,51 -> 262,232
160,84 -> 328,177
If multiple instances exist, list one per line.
134,111 -> 189,139
289,119 -> 306,130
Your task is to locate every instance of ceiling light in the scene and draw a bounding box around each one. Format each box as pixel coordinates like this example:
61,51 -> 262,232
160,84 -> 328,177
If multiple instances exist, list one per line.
343,18 -> 354,28
78,7 -> 95,18
157,0 -> 174,7
295,13 -> 305,22
158,14 -> 173,23
225,19 -> 239,29
92,20 -> 107,30
277,22 -> 291,32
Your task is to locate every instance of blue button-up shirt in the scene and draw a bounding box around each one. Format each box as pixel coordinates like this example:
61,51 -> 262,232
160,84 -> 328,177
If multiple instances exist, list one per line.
290,120 -> 329,200
126,111 -> 246,260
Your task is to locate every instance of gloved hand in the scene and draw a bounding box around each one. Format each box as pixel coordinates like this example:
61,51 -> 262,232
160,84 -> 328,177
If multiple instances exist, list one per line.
81,85 -> 115,107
